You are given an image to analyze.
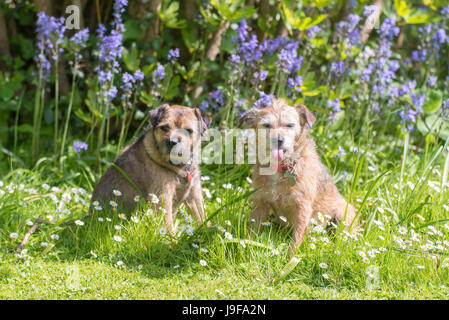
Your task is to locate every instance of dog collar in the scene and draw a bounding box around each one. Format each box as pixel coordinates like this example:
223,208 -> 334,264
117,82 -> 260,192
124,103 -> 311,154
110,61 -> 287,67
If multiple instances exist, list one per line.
278,162 -> 297,186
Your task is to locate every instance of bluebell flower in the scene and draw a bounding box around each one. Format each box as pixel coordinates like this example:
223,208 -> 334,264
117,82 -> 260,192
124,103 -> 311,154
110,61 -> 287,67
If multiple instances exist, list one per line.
199,100 -> 209,111
411,93 -> 425,113
287,75 -> 303,91
254,91 -> 274,109
252,70 -> 268,83
210,89 -> 224,106
73,141 -> 88,153
306,26 -> 321,39
112,0 -> 127,32
399,104 -> 421,131
379,18 -> 400,41
428,76 -> 438,87
168,48 -> 180,63
134,70 -> 144,82
363,4 -> 379,17
327,98 -> 341,121
335,146 -> 346,158
153,63 -> 166,83
70,28 -> 89,63
331,61 -> 347,77
278,47 -> 297,73
35,12 -> 66,80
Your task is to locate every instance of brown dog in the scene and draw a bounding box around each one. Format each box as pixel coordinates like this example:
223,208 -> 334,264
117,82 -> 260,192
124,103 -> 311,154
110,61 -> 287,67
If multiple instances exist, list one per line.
91,104 -> 211,234
241,98 -> 356,254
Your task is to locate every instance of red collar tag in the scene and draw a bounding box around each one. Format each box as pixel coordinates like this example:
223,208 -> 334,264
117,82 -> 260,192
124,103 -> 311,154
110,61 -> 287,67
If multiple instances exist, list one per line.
277,164 -> 291,173
187,172 -> 193,183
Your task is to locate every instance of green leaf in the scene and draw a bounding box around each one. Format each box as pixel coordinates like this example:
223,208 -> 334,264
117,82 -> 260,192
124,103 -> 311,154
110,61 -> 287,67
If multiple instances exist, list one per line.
406,10 -> 431,24
417,114 -> 449,140
0,81 -> 21,101
423,89 -> 443,114
159,1 -> 186,29
299,14 -> 328,31
123,20 -> 143,41
394,0 -> 411,18
273,257 -> 301,283
122,43 -> 141,72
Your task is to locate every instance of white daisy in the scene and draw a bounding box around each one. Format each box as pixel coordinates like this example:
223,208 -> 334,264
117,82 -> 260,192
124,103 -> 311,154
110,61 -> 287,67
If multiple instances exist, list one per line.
131,216 -> 139,223
149,194 -> 159,204
109,200 -> 118,207
319,262 -> 328,269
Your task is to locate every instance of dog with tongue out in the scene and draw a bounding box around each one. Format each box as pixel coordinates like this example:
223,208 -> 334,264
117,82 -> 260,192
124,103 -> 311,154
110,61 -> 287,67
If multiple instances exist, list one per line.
240,98 -> 356,255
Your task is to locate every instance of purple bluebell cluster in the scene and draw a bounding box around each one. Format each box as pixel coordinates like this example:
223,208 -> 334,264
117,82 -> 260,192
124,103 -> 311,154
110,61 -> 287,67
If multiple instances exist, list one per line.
152,64 -> 166,96
336,13 -> 362,49
287,75 -> 303,99
73,141 -> 88,153
252,70 -> 268,83
363,4 -> 379,17
232,19 -> 303,78
121,69 -> 144,104
95,0 -> 128,110
168,48 -> 180,64
306,26 -> 321,40
230,19 -> 305,104
112,0 -> 127,32
254,91 -> 274,109
327,98 -> 341,121
69,28 -> 89,66
399,104 -> 420,132
35,12 -> 66,80
357,17 -> 400,105
199,89 -> 224,112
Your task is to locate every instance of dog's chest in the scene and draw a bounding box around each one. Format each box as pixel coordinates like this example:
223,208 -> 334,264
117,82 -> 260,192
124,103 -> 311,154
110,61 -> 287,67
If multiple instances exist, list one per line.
174,178 -> 193,202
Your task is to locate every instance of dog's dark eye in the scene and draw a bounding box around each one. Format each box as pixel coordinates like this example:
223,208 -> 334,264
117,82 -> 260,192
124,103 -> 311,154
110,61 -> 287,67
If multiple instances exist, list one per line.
285,123 -> 295,128
263,123 -> 272,129
159,125 -> 170,132
185,128 -> 193,135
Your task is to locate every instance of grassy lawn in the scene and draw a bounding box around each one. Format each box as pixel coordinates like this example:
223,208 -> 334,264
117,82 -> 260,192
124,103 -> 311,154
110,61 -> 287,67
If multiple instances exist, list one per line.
1,136 -> 449,300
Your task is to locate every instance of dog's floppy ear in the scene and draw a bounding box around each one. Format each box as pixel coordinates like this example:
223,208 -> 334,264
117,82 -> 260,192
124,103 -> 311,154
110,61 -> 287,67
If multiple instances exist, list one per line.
239,108 -> 260,128
149,104 -> 169,127
296,104 -> 316,128
194,108 -> 212,135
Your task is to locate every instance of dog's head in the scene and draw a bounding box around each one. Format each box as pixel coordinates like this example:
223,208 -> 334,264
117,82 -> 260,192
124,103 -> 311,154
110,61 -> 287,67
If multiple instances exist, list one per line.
240,98 -> 315,160
149,104 -> 211,166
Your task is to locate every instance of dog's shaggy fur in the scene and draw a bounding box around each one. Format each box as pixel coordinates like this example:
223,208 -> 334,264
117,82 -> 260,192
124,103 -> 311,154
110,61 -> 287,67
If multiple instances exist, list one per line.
91,104 -> 211,234
241,98 -> 356,254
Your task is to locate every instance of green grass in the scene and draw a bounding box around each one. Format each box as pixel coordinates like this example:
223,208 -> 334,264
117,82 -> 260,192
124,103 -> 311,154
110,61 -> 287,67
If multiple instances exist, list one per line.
1,133 -> 449,300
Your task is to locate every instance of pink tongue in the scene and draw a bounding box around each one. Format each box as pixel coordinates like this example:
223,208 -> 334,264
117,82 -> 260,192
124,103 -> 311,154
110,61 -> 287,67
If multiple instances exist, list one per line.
271,149 -> 284,161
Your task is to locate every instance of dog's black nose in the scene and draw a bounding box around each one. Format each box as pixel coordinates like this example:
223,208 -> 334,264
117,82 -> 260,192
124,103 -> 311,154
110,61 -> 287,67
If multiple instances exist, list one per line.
277,136 -> 285,147
166,138 -> 179,148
